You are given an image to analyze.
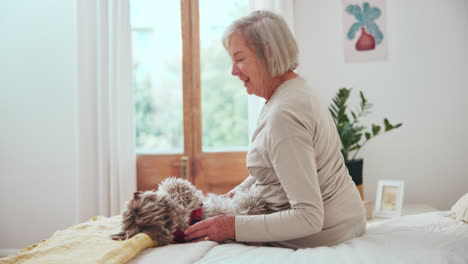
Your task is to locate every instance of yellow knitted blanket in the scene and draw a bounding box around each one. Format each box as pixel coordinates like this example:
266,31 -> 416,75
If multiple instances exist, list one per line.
0,216 -> 157,264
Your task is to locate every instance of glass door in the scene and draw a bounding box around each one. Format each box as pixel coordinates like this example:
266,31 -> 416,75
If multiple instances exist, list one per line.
197,0 -> 250,193
132,0 -> 250,194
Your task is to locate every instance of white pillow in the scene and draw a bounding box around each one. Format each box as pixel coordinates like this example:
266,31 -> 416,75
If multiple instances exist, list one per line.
451,193 -> 468,222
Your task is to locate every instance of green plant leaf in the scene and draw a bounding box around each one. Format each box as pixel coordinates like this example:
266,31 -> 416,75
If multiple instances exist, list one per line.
351,133 -> 362,144
383,118 -> 403,132
329,106 -> 338,121
349,144 -> 361,151
338,114 -> 350,124
365,132 -> 371,140
329,104 -> 339,113
359,91 -> 367,106
372,124 -> 381,135
383,118 -> 392,131
329,88 -> 403,162
354,125 -> 366,132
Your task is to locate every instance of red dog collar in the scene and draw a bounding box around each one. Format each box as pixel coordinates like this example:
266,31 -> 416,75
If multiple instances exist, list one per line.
172,206 -> 203,244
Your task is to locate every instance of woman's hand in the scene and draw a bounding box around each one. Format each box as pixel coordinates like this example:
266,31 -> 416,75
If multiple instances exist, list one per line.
184,214 -> 236,242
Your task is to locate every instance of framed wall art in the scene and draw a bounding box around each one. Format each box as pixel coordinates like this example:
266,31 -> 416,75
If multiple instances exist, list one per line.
342,0 -> 388,62
374,180 -> 405,218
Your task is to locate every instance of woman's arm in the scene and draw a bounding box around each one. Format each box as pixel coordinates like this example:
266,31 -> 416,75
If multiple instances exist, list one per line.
185,137 -> 323,243
235,136 -> 324,242
225,175 -> 256,197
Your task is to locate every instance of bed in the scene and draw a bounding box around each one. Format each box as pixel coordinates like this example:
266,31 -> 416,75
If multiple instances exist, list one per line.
129,211 -> 468,264
2,211 -> 467,264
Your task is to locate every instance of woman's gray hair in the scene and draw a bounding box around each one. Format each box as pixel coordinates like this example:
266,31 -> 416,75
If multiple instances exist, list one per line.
222,10 -> 299,77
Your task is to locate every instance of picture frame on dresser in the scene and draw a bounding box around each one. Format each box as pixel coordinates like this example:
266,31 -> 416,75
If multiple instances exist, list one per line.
374,180 -> 405,218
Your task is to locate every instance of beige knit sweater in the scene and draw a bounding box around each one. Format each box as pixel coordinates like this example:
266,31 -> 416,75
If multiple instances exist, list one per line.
233,76 -> 366,249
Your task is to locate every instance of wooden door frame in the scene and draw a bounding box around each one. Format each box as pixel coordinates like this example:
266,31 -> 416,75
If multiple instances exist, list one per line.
137,0 -> 249,193
136,0 -> 200,192
182,0 -> 249,193
181,0 -> 204,188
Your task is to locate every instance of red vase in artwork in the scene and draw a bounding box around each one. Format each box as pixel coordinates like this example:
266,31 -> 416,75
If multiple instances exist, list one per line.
355,27 -> 375,51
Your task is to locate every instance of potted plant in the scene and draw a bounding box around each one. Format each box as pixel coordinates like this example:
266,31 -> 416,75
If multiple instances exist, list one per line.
329,88 -> 402,197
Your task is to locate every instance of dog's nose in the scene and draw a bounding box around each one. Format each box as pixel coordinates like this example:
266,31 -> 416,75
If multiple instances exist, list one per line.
133,192 -> 141,198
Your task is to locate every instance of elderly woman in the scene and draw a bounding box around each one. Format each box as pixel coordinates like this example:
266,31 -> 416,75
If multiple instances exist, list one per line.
184,10 -> 366,249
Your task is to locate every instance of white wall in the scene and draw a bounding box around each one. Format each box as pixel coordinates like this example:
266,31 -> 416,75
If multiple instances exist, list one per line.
295,0 -> 468,210
0,0 -> 78,253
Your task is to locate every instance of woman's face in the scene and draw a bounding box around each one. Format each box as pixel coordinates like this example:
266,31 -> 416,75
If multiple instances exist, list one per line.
227,32 -> 268,97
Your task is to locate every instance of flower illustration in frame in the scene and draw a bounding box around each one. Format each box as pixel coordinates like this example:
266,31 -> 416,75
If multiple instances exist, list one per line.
342,0 -> 388,62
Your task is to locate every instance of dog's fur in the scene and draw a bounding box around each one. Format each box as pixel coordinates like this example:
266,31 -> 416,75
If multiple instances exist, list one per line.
111,177 -> 269,245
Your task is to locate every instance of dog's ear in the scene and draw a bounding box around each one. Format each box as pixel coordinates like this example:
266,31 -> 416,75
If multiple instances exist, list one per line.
111,231 -> 129,241
111,201 -> 141,241
111,224 -> 141,241
143,226 -> 173,246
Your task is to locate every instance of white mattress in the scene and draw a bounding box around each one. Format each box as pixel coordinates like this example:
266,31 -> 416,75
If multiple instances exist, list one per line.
128,211 -> 468,264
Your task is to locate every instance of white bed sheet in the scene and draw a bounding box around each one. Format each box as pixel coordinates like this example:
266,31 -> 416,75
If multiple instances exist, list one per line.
129,211 -> 468,264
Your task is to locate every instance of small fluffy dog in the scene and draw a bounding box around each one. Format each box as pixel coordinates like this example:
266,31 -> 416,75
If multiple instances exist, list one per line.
111,177 -> 269,245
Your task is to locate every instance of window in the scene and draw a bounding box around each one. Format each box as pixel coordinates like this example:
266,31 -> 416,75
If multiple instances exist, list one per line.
131,0 -> 184,153
131,0 -> 250,193
199,0 -> 249,152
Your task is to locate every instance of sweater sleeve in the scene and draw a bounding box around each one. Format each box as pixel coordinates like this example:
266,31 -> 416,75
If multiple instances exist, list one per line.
235,136 -> 324,242
230,175 -> 256,193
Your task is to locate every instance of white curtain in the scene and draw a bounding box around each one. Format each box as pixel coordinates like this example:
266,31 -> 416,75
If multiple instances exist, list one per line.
247,0 -> 296,142
77,0 -> 136,221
